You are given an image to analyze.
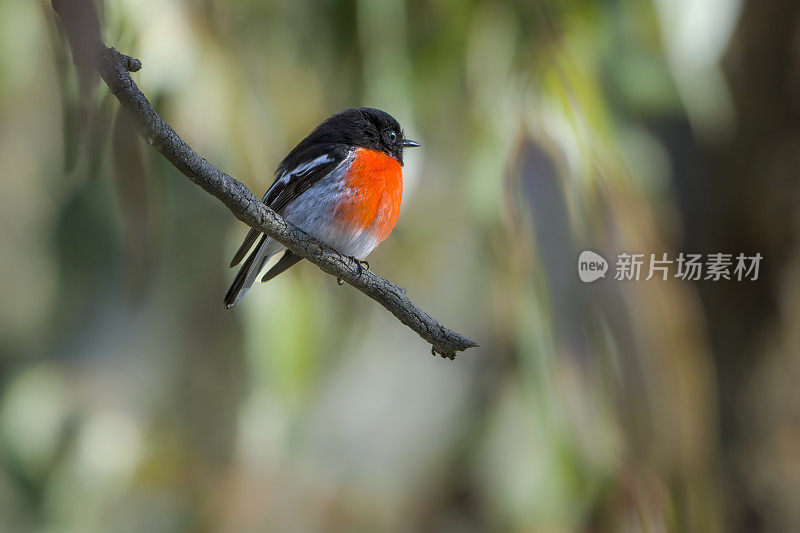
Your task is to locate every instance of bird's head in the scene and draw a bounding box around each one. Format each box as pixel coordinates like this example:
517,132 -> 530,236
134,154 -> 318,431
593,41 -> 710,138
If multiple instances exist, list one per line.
312,107 -> 419,164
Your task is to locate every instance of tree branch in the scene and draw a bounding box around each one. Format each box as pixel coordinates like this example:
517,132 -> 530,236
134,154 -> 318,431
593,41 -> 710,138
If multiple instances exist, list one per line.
67,34 -> 476,358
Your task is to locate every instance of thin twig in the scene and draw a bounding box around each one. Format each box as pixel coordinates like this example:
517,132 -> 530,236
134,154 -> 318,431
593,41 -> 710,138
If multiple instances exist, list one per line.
84,43 -> 477,358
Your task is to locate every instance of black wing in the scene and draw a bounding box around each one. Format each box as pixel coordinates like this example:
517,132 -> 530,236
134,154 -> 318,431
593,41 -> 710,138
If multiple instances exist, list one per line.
229,143 -> 349,267
260,250 -> 304,283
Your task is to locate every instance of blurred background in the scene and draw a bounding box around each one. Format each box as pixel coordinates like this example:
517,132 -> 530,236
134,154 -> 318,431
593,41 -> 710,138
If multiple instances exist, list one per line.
1,0 -> 799,531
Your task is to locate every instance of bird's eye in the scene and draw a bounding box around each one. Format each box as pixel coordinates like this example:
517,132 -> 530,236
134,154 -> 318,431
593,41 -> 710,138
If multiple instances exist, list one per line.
388,131 -> 397,144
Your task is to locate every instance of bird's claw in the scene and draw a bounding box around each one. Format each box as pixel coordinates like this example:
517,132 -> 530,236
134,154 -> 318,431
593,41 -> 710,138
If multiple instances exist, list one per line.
337,278 -> 344,286
349,256 -> 369,276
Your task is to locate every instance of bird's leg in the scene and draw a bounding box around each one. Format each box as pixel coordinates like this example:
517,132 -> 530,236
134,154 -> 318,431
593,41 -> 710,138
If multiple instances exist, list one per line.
337,258 -> 369,286
349,256 -> 369,276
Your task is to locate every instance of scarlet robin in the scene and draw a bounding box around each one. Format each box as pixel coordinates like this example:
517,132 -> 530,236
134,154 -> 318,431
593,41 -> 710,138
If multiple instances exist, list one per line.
225,107 -> 419,308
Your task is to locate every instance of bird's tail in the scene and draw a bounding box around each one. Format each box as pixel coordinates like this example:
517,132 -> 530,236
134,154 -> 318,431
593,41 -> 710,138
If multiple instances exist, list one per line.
224,235 -> 282,309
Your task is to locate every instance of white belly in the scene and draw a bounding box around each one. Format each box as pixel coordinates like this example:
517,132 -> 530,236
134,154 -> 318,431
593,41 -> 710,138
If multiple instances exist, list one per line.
282,151 -> 379,259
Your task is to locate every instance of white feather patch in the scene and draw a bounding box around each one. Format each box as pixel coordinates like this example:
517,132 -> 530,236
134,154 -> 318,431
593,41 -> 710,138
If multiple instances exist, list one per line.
277,154 -> 333,186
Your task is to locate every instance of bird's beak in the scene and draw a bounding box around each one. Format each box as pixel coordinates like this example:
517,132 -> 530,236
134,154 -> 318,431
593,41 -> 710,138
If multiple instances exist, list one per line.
402,138 -> 420,148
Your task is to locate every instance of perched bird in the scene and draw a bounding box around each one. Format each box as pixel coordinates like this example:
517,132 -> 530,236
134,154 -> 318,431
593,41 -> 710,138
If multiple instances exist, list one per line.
224,107 -> 419,308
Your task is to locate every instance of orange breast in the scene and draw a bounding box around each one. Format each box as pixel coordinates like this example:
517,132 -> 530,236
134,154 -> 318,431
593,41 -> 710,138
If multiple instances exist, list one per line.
334,147 -> 403,242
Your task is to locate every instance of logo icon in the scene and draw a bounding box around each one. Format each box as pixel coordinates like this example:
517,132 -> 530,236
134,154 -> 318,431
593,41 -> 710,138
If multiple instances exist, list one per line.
578,251 -> 608,283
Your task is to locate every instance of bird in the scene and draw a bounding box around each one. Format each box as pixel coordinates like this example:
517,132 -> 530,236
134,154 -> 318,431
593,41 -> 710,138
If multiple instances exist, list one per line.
224,107 -> 419,308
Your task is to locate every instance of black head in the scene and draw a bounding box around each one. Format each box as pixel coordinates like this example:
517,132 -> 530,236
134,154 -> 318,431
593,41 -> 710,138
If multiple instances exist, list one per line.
295,107 -> 419,165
